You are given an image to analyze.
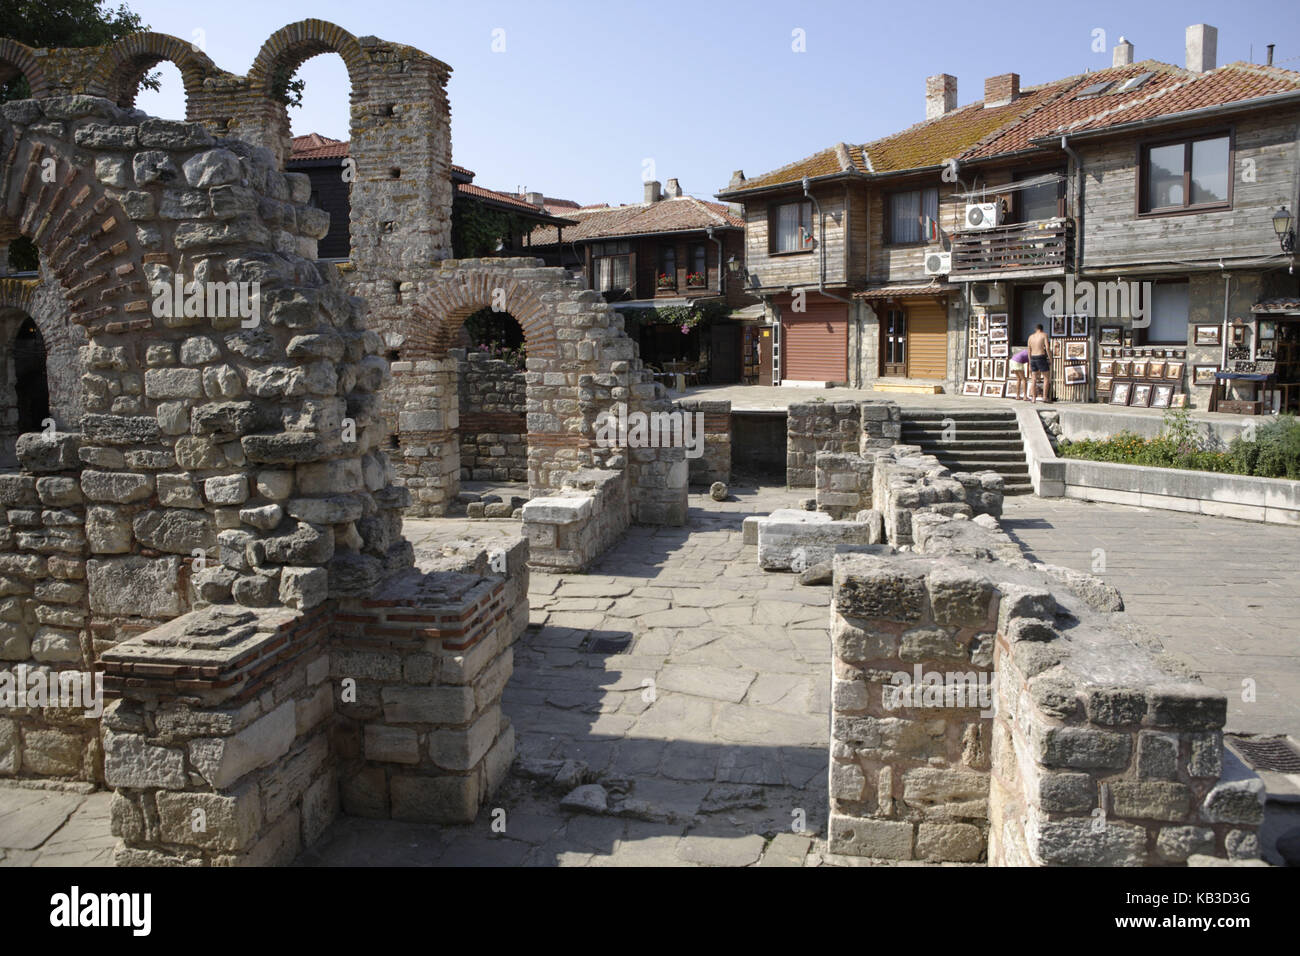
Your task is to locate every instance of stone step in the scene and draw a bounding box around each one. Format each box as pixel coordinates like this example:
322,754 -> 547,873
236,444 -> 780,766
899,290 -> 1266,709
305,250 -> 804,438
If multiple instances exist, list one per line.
903,436 -> 1025,450
903,410 -> 1019,421
916,450 -> 1028,464
902,428 -> 1023,441
902,417 -> 1020,429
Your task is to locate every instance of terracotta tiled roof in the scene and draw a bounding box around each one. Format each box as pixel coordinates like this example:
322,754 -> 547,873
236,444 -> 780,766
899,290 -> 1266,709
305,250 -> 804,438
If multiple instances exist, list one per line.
726,143 -> 866,193
961,61 -> 1189,159
855,282 -> 959,299
289,133 -> 349,161
727,59 -> 1300,193
1049,62 -> 1300,137
527,196 -> 743,247
1252,297 -> 1300,314
863,84 -> 1068,173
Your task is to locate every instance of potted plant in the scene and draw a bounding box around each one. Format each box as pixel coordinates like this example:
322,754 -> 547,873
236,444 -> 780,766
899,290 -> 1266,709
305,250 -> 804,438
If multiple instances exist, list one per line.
657,272 -> 675,290
686,271 -> 706,288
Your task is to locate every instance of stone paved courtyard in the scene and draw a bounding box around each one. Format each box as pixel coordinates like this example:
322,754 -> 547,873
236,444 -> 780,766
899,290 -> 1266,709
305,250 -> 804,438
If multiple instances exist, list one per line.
3,488 -> 1297,866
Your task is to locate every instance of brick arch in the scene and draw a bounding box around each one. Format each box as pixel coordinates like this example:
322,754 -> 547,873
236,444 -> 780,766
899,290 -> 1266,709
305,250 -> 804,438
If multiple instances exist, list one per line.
0,125 -> 154,339
410,271 -> 560,360
0,38 -> 49,98
0,275 -> 86,427
246,20 -> 368,98
89,32 -> 219,111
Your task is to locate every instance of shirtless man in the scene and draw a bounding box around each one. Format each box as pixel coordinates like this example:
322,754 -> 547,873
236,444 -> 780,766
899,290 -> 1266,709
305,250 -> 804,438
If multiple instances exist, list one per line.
1027,323 -> 1051,403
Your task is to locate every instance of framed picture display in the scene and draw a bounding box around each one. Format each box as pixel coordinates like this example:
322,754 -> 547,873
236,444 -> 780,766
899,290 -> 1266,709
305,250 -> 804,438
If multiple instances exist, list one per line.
1193,364 -> 1219,386
993,358 -> 1008,380
1109,381 -> 1132,405
1114,360 -> 1132,377
989,327 -> 1008,343
1122,330 -> 1133,347
1064,364 -> 1088,385
982,381 -> 1005,397
990,342 -> 1009,358
977,315 -> 989,333
981,358 -> 995,379
1131,383 -> 1153,407
1194,325 -> 1221,346
962,381 -> 982,396
1050,340 -> 1063,358
1147,361 -> 1166,379
1151,384 -> 1175,408
1259,320 -> 1276,340
1231,324 -> 1247,346
967,358 -> 980,380
989,313 -> 1008,327
1096,376 -> 1113,395
978,339 -> 990,358
1064,341 -> 1088,361
1121,347 -> 1134,358
1099,326 -> 1122,346
1131,360 -> 1147,378
1050,315 -> 1068,337
1172,349 -> 1186,359
1171,394 -> 1188,408
1098,361 -> 1114,376
1069,314 -> 1089,337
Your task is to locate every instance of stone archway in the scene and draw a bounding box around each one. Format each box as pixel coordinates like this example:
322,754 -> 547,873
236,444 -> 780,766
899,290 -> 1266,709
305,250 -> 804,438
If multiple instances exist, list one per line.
89,31 -> 220,112
389,258 -> 686,524
0,38 -> 50,98
0,275 -> 86,429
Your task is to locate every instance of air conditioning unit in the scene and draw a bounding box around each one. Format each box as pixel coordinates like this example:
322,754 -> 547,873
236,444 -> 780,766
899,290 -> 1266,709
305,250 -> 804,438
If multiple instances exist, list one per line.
972,282 -> 1005,306
924,251 -> 952,276
965,202 -> 1002,230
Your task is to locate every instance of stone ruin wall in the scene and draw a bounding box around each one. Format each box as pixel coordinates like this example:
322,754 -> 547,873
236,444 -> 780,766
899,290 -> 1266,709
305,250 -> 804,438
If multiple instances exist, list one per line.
453,347 -> 527,483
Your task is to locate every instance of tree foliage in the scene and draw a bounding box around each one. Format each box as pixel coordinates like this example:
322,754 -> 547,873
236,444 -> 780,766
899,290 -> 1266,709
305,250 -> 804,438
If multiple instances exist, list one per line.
451,196 -> 535,259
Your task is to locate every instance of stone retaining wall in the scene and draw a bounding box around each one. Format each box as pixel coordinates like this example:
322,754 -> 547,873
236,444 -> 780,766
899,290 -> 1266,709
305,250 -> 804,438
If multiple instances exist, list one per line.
826,511 -> 1264,866
676,398 -> 730,487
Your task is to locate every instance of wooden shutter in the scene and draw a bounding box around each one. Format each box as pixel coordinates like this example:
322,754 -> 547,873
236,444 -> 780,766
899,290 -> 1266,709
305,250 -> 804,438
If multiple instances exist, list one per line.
906,301 -> 948,380
781,303 -> 848,382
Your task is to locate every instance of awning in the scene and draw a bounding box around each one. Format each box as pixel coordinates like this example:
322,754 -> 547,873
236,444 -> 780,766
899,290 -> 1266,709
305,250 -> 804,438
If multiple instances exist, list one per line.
855,282 -> 957,299
1251,298 -> 1300,315
728,303 -> 766,321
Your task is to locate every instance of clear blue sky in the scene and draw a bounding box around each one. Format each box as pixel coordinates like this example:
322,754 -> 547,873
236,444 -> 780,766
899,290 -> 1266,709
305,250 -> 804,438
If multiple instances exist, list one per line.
129,0 -> 1300,206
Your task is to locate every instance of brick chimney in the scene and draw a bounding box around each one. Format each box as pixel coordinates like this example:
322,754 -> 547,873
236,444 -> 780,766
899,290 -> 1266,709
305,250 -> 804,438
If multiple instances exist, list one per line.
984,73 -> 1020,108
644,180 -> 662,203
1113,36 -> 1134,67
525,191 -> 544,207
1186,24 -> 1217,73
664,178 -> 682,198
926,74 -> 957,119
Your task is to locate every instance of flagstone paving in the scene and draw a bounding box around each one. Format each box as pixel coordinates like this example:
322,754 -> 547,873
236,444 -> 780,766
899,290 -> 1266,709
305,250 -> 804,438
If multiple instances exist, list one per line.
2,486 -> 1296,866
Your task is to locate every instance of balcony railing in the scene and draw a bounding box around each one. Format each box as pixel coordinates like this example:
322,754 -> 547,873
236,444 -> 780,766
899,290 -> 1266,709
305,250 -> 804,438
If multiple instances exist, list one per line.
950,218 -> 1074,276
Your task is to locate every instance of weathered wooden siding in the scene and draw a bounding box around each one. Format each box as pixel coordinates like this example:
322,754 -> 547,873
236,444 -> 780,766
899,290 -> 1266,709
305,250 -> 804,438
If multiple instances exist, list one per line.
742,184 -> 850,289
1080,109 -> 1300,269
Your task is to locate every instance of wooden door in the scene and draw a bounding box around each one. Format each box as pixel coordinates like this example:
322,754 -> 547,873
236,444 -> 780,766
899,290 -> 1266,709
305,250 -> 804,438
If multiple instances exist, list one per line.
880,307 -> 907,376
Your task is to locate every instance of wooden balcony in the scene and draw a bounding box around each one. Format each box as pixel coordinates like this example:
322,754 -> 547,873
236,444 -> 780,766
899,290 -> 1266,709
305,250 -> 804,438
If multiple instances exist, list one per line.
950,218 -> 1074,277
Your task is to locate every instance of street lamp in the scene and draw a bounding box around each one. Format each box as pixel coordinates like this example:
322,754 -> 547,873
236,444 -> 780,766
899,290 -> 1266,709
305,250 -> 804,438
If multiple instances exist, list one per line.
1273,206 -> 1295,253
726,255 -> 749,284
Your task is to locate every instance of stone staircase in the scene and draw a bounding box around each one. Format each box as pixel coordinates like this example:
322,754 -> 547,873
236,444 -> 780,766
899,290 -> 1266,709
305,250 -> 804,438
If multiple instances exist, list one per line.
899,409 -> 1032,495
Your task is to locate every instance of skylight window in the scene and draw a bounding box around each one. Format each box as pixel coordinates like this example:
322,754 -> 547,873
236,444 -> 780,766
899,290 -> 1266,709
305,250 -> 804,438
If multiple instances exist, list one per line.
1115,71 -> 1156,93
1075,80 -> 1115,99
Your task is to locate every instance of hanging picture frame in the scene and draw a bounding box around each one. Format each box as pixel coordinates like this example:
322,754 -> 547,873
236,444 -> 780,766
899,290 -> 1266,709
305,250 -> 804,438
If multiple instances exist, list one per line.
1065,341 -> 1088,361
1069,314 -> 1089,337
1099,325 -> 1122,346
991,342 -> 1009,358
989,313 -> 1008,327
981,359 -> 995,379
967,358 -> 980,380
993,358 -> 1008,380
1109,381 -> 1132,405
1151,384 -> 1175,408
1164,361 -> 1184,381
962,381 -> 982,396
1131,383 -> 1153,407
1064,364 -> 1088,385
1194,325 -> 1221,346
1193,364 -> 1219,386
978,338 -> 989,358
1050,315 -> 1068,337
